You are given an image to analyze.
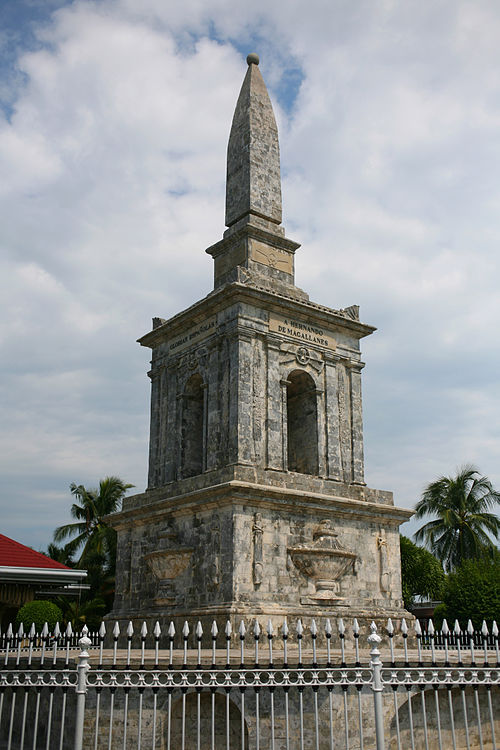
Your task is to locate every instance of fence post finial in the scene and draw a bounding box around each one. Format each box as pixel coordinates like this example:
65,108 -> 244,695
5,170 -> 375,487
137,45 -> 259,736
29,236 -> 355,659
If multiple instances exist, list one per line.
368,623 -> 385,750
74,634 -> 92,750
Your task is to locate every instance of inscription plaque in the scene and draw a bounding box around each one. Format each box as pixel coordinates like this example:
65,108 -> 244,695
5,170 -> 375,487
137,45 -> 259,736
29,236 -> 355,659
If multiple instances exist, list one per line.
269,313 -> 336,351
167,316 -> 217,356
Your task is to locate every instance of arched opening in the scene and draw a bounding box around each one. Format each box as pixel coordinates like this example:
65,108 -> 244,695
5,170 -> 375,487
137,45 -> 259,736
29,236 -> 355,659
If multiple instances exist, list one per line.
181,373 -> 205,478
286,369 -> 318,475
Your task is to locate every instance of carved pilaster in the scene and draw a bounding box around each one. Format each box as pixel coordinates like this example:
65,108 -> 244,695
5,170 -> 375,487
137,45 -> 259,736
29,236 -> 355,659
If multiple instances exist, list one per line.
266,340 -> 284,470
348,362 -> 365,484
280,378 -> 290,470
324,355 -> 342,480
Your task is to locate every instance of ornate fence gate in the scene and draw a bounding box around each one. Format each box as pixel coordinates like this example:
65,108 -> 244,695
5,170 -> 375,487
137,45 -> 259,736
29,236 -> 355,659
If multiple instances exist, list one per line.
1,617 -> 499,749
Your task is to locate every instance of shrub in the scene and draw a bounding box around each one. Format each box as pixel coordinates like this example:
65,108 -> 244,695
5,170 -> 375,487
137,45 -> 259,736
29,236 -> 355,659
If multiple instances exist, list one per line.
442,552 -> 500,629
400,536 -> 445,607
15,600 -> 63,633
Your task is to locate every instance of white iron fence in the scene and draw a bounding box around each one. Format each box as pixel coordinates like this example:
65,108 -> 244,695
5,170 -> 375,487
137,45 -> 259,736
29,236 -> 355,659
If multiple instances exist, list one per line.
1,616 -> 499,749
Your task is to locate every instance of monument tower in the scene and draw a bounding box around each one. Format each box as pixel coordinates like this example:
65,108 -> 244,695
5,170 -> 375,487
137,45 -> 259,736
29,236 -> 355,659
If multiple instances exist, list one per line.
109,55 -> 413,631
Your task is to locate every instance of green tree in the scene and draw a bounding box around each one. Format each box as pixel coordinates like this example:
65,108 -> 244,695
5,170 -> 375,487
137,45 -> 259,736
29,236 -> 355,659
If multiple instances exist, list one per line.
45,542 -> 75,567
54,476 -> 133,568
400,536 -> 445,607
438,551 -> 500,629
16,600 -> 63,632
414,465 -> 500,570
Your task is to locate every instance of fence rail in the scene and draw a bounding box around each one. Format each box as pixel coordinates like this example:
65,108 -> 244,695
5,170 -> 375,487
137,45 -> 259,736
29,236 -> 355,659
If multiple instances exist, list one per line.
1,616 -> 499,750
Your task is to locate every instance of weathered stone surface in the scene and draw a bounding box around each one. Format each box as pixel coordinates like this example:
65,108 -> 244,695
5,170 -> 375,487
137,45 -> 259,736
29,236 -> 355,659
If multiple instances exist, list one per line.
108,57 -> 413,634
226,58 -> 282,229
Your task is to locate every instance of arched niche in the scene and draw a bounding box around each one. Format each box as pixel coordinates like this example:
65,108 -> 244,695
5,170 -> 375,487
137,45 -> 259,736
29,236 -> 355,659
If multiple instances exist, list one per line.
181,373 -> 205,478
286,369 -> 319,475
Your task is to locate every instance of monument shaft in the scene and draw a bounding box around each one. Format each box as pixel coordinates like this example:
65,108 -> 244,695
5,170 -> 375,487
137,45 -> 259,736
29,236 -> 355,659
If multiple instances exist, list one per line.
109,55 -> 413,633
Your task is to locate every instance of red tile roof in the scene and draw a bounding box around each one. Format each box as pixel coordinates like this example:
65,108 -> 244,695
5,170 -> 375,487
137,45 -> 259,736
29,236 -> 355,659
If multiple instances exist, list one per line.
0,534 -> 70,570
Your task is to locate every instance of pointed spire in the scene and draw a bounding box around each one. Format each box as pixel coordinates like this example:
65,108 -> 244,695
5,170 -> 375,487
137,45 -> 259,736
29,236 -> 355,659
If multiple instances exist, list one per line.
225,54 -> 282,231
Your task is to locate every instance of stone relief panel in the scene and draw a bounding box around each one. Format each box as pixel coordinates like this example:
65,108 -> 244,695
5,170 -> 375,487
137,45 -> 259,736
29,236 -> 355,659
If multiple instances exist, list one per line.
279,343 -> 324,375
252,512 -> 263,587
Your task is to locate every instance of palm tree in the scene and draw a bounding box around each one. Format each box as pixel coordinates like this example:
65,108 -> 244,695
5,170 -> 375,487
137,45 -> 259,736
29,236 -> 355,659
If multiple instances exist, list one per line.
54,476 -> 133,567
414,465 -> 500,570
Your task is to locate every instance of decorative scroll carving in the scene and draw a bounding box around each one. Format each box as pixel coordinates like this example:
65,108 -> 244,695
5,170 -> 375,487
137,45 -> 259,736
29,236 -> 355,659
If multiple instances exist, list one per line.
252,512 -> 263,587
288,520 -> 356,603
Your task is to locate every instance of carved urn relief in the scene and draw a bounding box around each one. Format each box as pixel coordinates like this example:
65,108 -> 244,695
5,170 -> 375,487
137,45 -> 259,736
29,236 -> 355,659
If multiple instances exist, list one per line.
144,548 -> 193,606
288,520 -> 356,604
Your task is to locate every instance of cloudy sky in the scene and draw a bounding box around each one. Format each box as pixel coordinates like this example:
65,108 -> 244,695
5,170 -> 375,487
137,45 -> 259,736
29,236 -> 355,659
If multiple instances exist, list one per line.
1,0 -> 499,553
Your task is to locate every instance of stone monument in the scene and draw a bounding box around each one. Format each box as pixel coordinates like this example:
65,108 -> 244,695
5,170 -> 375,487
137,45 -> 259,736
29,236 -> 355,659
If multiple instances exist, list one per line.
109,54 -> 413,633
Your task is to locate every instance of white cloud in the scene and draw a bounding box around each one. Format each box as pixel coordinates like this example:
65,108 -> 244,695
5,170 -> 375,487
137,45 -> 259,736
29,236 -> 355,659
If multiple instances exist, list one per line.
1,0 -> 499,551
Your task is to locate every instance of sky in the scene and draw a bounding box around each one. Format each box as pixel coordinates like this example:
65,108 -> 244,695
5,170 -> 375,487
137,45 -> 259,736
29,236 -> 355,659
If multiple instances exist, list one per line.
1,0 -> 499,553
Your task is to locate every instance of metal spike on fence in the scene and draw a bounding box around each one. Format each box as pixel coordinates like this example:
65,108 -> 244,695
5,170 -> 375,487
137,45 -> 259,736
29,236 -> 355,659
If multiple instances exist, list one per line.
183,621 -> 190,637
296,619 -> 303,667
429,618 -> 438,664
127,621 -> 134,638
400,618 -> 409,666
153,621 -> 161,638
210,621 -> 218,667
338,618 -> 345,636
414,619 -> 422,665
66,622 -> 73,638
387,618 -> 395,666
253,620 -> 260,666
492,620 -> 499,665
196,621 -> 203,666
168,621 -> 175,638
325,618 -> 332,667
441,618 -> 449,635
225,620 -> 232,667
311,619 -> 318,667
282,619 -> 289,668
99,621 -> 106,638
113,622 -> 120,638
239,620 -> 246,667
267,619 -> 274,667
141,622 -> 148,638
41,622 -> 49,638
481,621 -> 489,666
353,618 -> 360,635
428,619 -> 435,636
17,623 -> 24,639
467,619 -> 476,665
